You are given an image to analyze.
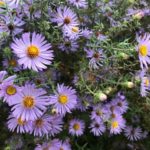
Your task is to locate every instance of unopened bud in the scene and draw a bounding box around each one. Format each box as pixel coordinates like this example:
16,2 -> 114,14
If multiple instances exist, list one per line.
123,81 -> 134,88
133,11 -> 144,20
104,87 -> 113,95
118,52 -> 129,60
95,91 -> 107,101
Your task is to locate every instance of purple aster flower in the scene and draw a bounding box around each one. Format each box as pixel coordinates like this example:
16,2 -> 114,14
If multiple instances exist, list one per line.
11,32 -> 54,72
85,48 -> 105,69
136,33 -> 150,70
141,130 -> 148,139
126,8 -> 150,20
91,104 -> 109,122
95,31 -> 108,41
20,0 -> 42,19
124,126 -> 142,141
58,140 -> 72,150
0,0 -> 20,8
140,70 -> 150,97
49,84 -> 77,116
7,114 -> 32,133
67,0 -> 88,9
11,83 -> 49,121
109,115 -> 126,135
62,26 -> 81,40
32,115 -> 52,137
58,38 -> 79,53
0,70 -> 7,84
69,119 -> 85,136
0,82 -> 22,106
48,115 -> 63,136
35,139 -> 61,150
90,120 -> 106,136
72,75 -> 79,85
0,15 -> 24,36
0,71 -> 17,86
75,96 -> 89,112
51,6 -> 79,28
81,28 -> 93,39
112,92 -> 128,114
2,57 -> 23,72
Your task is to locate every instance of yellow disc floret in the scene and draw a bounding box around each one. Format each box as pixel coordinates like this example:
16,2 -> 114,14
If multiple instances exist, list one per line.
6,85 -> 17,95
23,96 -> 35,108
27,45 -> 39,58
139,45 -> 148,57
111,121 -> 119,129
72,27 -> 79,33
73,123 -> 80,131
58,95 -> 68,104
17,117 -> 26,125
0,1 -> 5,6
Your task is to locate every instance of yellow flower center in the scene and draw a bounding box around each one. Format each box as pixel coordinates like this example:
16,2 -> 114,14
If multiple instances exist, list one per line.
72,27 -> 79,33
27,45 -> 39,58
144,77 -> 149,86
35,119 -> 44,127
73,123 -> 80,131
9,59 -> 17,67
23,96 -> 35,108
0,1 -> 5,6
64,17 -> 71,24
58,95 -> 68,104
139,45 -> 148,57
17,117 -> 26,125
112,121 -> 119,129
6,85 -> 17,95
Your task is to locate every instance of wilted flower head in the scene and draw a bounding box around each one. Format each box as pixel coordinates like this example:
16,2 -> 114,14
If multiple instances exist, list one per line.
32,115 -> 52,137
48,115 -> 63,136
140,70 -> 150,97
3,57 -> 23,72
124,126 -> 142,141
59,38 -> 79,53
91,104 -> 109,122
90,120 -> 106,136
0,15 -> 24,36
67,0 -> 88,9
85,48 -> 105,69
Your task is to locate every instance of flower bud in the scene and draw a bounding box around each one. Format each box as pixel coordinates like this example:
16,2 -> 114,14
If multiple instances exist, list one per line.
95,91 -> 107,102
132,11 -> 144,20
118,52 -> 129,60
123,81 -> 134,88
104,87 -> 113,95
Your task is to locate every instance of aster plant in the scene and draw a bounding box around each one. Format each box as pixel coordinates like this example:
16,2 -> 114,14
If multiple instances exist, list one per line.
0,0 -> 150,150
